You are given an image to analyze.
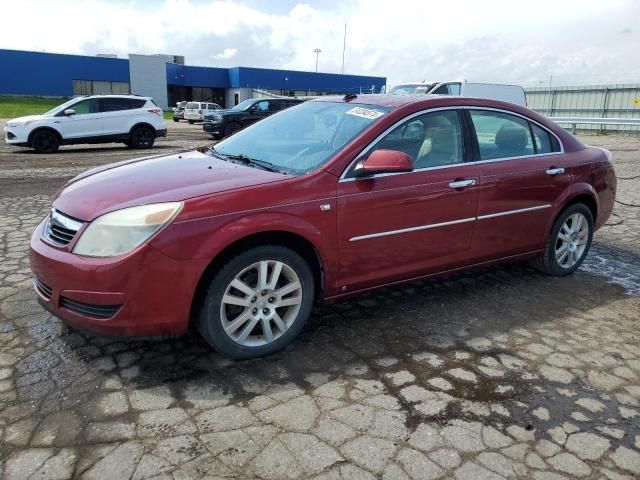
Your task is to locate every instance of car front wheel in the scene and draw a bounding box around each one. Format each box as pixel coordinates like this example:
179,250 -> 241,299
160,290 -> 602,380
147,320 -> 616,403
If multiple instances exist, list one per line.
531,203 -> 593,276
224,122 -> 242,137
31,130 -> 60,153
198,245 -> 315,359
130,126 -> 155,149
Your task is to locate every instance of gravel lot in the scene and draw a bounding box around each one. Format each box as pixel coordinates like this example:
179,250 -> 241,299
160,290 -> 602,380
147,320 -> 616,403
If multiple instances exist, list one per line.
1,122 -> 639,479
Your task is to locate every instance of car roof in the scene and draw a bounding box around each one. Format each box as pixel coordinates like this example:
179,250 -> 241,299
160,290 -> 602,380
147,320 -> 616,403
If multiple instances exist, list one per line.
84,94 -> 150,100
310,94 -> 522,111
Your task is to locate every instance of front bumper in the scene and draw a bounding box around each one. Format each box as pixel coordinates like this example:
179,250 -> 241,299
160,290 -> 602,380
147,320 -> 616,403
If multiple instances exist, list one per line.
4,124 -> 29,145
29,219 -> 206,337
156,128 -> 167,138
203,122 -> 223,137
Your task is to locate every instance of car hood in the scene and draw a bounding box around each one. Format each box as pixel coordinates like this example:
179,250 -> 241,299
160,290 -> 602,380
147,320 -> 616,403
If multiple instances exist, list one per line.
7,114 -> 46,125
53,149 -> 290,221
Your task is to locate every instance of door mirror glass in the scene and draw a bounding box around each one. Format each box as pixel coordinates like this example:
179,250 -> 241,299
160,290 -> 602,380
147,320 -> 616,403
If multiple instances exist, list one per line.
354,149 -> 413,177
63,109 -> 75,116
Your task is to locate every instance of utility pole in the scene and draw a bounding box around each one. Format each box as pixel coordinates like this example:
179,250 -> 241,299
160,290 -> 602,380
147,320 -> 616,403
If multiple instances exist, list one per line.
547,74 -> 553,116
314,48 -> 322,73
341,23 -> 347,74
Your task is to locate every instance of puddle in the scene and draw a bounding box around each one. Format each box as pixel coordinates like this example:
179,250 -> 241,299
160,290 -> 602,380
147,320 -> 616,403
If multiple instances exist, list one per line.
580,247 -> 640,295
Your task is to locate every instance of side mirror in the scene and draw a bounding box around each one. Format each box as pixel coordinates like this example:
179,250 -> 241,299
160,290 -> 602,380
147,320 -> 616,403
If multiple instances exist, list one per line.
63,108 -> 75,116
354,149 -> 413,177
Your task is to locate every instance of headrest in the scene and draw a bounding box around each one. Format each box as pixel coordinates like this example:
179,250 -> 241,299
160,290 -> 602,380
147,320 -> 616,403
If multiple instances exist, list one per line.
495,125 -> 528,149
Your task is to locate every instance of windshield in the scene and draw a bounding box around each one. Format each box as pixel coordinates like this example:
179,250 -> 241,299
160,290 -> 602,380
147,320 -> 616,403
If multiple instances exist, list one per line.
231,99 -> 256,111
390,83 -> 435,95
210,101 -> 391,175
43,97 -> 83,116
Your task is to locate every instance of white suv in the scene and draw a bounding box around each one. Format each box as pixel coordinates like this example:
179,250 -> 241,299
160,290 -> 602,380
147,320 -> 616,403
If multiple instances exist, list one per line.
3,95 -> 167,153
183,102 -> 221,123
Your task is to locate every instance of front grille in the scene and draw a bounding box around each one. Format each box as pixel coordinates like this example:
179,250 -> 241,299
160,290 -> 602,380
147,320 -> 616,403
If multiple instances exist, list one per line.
44,209 -> 83,247
34,277 -> 52,300
60,297 -> 121,319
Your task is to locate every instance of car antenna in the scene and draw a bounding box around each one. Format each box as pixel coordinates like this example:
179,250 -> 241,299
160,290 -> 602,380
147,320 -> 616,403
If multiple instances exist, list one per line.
343,93 -> 357,102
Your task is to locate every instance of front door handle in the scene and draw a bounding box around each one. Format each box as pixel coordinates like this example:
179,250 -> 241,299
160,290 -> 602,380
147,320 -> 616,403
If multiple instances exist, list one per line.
449,179 -> 476,189
545,167 -> 565,175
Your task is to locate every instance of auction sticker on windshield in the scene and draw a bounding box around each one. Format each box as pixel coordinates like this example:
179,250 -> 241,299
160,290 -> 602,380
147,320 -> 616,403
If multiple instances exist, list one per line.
345,107 -> 385,120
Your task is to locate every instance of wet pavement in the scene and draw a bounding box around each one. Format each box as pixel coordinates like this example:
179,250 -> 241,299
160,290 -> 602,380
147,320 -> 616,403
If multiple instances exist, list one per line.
0,125 -> 639,479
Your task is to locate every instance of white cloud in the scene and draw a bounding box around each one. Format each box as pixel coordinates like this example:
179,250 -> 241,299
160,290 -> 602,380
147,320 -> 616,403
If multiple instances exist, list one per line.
1,0 -> 638,87
213,47 -> 238,60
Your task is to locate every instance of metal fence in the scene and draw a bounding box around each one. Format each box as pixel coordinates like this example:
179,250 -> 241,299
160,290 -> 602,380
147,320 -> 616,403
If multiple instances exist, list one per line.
525,84 -> 640,134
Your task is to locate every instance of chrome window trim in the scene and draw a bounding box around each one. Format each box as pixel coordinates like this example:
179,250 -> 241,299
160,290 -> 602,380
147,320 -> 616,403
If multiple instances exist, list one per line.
349,203 -> 552,242
339,106 -> 565,183
464,106 -> 565,155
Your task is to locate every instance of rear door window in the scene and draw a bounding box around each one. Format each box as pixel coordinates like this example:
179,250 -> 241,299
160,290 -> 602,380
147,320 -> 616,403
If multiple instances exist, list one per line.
256,101 -> 271,112
100,98 -> 145,112
531,123 -> 560,154
469,110 -> 534,160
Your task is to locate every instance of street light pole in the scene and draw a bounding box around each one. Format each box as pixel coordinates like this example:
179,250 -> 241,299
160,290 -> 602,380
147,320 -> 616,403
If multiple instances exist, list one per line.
314,48 -> 322,73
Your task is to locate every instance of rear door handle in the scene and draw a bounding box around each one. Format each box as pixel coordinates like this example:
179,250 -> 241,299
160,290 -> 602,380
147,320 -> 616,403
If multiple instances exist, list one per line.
449,179 -> 476,189
545,167 -> 565,175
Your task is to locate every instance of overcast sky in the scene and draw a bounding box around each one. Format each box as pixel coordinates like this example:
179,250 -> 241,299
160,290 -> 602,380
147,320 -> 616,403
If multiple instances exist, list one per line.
2,0 -> 638,87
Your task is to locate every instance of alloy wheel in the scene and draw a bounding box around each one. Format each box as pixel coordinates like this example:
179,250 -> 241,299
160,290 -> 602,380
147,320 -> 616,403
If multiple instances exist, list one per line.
555,212 -> 589,269
220,260 -> 303,347
132,128 -> 153,147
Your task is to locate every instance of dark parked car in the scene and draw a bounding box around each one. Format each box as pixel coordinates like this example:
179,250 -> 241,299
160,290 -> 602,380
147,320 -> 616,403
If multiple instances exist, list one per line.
30,95 -> 616,359
203,98 -> 303,138
172,101 -> 187,122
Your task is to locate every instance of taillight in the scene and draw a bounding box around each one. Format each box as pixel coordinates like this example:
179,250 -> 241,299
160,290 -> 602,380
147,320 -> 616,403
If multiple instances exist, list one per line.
148,108 -> 162,117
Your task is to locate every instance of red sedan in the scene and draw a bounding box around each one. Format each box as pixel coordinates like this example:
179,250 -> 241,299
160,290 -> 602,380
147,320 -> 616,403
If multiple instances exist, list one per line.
30,95 -> 616,358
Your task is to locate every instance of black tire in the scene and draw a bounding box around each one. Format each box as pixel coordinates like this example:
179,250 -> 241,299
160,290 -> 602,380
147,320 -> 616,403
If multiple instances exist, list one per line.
130,126 -> 155,149
188,120 -> 195,124
30,130 -> 60,153
224,122 -> 242,137
198,245 -> 315,359
173,117 -> 180,123
123,140 -> 133,148
530,203 -> 593,276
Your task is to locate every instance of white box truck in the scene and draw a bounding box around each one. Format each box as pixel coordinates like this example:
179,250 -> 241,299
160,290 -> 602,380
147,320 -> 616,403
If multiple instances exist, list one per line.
388,81 -> 526,106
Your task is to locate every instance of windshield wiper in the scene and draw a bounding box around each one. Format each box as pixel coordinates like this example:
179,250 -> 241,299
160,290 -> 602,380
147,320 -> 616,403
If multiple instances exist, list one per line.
211,149 -> 281,173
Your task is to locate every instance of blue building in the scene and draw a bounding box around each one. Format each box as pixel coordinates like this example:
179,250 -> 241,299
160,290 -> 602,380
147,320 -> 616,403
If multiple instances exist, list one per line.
0,49 -> 386,109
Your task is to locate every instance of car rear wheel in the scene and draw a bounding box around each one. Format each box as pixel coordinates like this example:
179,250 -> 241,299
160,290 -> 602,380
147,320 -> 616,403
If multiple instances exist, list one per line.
198,245 -> 315,359
130,126 -> 155,149
173,117 -> 180,122
188,120 -> 195,124
31,130 -> 60,153
224,122 -> 242,137
530,203 -> 593,276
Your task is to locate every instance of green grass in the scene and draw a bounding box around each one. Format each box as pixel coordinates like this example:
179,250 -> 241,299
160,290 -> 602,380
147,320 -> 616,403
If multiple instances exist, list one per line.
0,95 -> 175,119
0,95 -> 69,119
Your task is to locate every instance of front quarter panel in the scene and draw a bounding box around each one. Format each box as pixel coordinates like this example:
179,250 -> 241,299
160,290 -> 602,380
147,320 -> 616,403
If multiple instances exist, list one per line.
149,172 -> 340,295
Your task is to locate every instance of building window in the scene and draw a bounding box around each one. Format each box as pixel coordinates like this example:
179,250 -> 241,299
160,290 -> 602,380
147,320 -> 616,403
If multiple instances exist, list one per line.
72,80 -> 130,96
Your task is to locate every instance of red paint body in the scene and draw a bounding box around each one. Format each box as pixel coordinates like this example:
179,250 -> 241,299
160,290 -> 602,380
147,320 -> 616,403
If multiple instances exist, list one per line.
30,96 -> 616,337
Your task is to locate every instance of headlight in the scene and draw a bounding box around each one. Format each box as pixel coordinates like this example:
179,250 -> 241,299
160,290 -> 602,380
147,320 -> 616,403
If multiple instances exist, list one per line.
8,120 -> 34,127
73,202 -> 183,257
208,115 -> 223,122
